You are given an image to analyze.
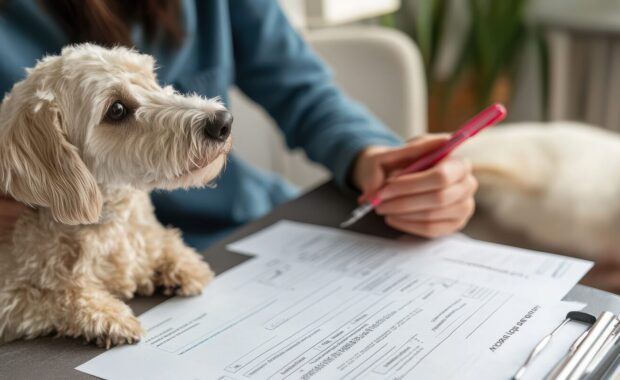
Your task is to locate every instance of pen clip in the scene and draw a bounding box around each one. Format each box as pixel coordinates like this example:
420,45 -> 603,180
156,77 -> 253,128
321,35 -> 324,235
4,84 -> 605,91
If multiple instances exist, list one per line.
455,103 -> 507,139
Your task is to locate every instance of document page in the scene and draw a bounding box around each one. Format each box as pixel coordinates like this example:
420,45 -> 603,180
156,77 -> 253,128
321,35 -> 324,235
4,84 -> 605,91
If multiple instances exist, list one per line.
77,221 -> 592,380
229,221 -> 591,302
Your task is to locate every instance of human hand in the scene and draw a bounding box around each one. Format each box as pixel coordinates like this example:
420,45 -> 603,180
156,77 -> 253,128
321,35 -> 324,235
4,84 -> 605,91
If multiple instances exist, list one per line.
352,135 -> 477,238
0,195 -> 28,235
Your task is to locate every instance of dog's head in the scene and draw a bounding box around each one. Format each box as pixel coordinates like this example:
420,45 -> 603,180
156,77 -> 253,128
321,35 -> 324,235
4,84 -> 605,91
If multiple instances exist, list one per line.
0,44 -> 232,225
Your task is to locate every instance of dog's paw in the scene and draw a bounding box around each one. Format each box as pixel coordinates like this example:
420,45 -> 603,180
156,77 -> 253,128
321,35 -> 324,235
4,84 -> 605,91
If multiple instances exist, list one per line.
158,259 -> 214,297
175,262 -> 213,296
94,314 -> 144,349
136,278 -> 156,296
72,299 -> 144,348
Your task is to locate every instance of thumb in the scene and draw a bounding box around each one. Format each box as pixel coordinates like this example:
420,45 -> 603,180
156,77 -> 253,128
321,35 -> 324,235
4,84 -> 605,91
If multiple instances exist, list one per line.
376,135 -> 450,175
357,160 -> 387,203
357,135 -> 450,203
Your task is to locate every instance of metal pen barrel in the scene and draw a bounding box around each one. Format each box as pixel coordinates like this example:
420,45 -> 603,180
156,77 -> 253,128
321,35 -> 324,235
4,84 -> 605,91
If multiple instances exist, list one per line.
583,322 -> 620,379
547,312 -> 619,380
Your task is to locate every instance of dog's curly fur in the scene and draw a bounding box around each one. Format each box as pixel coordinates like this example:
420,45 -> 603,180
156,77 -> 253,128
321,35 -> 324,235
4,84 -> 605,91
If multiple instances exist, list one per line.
457,122 -> 620,262
0,44 -> 232,347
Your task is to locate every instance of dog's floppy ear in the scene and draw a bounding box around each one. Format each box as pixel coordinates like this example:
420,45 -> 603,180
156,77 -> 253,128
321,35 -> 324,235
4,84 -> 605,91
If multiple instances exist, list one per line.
0,97 -> 102,225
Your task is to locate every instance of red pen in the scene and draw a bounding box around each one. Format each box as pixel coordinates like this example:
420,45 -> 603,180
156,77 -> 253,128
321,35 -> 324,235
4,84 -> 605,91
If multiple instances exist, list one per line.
340,103 -> 507,228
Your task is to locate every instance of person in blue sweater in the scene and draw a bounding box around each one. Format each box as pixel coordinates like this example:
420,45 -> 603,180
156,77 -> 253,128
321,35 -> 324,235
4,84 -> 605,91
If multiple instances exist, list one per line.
0,0 -> 477,250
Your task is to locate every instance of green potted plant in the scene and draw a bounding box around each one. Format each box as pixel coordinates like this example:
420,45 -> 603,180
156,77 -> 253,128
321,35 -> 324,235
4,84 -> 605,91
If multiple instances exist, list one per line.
382,0 -> 532,132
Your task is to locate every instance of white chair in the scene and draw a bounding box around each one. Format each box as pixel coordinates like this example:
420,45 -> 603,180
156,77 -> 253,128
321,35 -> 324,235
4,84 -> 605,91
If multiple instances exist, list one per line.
229,26 -> 427,190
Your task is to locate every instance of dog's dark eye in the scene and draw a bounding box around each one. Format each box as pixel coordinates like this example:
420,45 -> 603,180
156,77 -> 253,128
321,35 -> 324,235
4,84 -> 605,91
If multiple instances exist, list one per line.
106,101 -> 128,122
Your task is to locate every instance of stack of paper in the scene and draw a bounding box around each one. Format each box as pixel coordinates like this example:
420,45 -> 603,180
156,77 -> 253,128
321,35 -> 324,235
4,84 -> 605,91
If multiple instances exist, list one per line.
77,221 -> 592,379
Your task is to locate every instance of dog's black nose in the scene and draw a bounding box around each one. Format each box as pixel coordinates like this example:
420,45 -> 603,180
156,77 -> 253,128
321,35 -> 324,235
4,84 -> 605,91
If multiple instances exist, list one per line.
204,110 -> 233,141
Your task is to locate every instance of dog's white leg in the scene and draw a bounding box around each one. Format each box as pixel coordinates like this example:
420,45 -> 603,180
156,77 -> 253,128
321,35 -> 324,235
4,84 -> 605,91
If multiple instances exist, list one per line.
0,286 -> 55,344
150,228 -> 214,296
54,286 -> 143,348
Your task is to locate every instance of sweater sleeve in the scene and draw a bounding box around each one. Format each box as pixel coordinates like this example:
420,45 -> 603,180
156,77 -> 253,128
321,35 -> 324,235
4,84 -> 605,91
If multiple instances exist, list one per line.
229,0 -> 403,190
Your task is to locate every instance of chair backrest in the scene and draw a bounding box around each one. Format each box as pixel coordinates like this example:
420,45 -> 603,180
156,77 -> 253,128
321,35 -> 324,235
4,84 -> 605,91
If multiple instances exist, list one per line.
230,26 -> 428,190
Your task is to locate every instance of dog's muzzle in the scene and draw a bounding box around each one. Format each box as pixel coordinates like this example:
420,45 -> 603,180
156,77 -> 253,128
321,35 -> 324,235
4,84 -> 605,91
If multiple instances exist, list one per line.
203,110 -> 233,142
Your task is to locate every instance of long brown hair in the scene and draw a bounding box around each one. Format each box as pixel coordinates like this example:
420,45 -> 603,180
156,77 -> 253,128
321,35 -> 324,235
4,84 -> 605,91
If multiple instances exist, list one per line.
37,0 -> 184,47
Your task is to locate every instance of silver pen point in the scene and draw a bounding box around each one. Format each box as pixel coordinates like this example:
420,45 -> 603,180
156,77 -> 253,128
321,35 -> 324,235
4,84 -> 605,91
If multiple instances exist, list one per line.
339,202 -> 374,228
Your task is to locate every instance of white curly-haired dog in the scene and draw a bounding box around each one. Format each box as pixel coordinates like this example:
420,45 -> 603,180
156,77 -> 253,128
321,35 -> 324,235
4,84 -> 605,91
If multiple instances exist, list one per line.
0,44 -> 233,347
457,122 -> 620,263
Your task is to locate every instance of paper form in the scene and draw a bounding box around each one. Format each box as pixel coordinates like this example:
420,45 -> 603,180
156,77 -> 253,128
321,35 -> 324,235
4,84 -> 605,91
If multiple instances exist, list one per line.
76,221 -> 592,380
461,310 -> 589,380
228,221 -> 592,302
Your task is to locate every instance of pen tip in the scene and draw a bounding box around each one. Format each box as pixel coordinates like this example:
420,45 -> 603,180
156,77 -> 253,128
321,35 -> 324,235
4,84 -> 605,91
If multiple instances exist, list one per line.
339,219 -> 353,229
340,214 -> 360,228
340,203 -> 374,229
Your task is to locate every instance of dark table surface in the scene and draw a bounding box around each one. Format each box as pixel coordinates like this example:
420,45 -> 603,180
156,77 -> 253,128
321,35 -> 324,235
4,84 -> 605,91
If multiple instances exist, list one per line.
1,182 -> 619,379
